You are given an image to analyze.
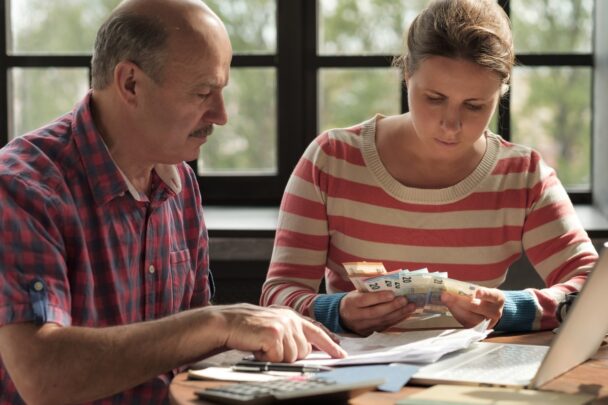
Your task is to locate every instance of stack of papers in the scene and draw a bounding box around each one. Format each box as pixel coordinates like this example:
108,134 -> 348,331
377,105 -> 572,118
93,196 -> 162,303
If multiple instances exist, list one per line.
190,364 -> 420,393
298,319 -> 491,366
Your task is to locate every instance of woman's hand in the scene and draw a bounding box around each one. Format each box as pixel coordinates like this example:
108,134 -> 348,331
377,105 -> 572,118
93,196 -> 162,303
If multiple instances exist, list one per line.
441,287 -> 505,328
339,290 -> 417,336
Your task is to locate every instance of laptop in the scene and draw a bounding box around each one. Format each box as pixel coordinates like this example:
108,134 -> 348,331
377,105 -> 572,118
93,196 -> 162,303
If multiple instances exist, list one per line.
411,242 -> 608,388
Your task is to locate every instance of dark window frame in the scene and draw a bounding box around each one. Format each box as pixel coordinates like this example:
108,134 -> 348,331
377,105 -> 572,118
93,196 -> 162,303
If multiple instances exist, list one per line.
0,0 -> 594,205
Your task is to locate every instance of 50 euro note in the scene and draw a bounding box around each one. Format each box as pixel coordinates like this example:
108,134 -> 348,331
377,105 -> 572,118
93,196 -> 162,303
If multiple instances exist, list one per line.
343,261 -> 388,292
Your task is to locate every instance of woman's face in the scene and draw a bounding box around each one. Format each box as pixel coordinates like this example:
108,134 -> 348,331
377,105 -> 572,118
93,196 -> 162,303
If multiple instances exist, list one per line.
405,56 -> 502,163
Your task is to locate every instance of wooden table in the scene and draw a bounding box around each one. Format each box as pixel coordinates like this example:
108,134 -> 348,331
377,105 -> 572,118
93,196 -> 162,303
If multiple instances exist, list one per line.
169,331 -> 608,404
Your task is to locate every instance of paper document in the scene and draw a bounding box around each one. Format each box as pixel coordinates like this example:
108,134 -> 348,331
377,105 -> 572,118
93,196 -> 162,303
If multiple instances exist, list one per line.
188,367 -> 298,382
298,319 -> 490,366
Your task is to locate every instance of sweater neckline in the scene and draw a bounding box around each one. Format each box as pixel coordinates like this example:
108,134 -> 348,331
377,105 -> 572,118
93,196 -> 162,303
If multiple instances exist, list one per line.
360,115 -> 500,204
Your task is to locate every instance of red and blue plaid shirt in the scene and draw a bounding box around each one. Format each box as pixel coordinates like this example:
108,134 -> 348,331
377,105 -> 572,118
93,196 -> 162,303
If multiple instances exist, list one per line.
0,92 -> 212,404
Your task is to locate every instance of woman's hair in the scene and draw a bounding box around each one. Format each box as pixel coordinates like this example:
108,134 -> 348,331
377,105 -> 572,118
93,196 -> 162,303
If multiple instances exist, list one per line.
393,0 -> 514,91
91,11 -> 169,90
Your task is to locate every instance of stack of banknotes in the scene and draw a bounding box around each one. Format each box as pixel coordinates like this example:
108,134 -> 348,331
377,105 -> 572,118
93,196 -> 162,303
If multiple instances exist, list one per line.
343,261 -> 480,317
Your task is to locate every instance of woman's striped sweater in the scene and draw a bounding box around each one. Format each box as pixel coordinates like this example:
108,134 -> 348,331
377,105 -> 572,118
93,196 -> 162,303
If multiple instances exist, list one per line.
260,116 -> 597,333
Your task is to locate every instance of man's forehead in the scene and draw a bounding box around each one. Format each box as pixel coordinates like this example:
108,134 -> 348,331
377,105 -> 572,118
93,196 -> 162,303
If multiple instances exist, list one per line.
167,52 -> 230,89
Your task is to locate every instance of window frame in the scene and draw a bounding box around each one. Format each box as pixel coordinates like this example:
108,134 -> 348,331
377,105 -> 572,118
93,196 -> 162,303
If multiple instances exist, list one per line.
0,0 -> 595,205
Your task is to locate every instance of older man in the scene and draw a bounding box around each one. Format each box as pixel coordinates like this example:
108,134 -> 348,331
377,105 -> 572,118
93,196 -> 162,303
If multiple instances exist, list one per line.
0,0 -> 345,403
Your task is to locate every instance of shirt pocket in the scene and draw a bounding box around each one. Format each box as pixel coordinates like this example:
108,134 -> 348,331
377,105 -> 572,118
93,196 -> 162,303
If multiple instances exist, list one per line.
169,249 -> 193,312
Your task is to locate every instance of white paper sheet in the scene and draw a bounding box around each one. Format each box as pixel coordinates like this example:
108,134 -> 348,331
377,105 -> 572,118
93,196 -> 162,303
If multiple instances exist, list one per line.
188,367 -> 299,382
298,319 -> 491,366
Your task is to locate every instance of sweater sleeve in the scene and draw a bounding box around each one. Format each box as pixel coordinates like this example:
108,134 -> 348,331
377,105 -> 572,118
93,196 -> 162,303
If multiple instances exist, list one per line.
260,134 -> 343,325
509,154 -> 597,331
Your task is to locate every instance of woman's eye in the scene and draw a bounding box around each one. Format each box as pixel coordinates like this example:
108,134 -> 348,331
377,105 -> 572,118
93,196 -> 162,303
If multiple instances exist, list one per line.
197,93 -> 210,99
465,104 -> 483,111
426,96 -> 443,104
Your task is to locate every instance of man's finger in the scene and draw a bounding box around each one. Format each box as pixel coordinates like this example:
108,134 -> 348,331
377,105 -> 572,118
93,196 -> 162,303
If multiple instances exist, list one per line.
309,319 -> 341,344
302,321 -> 347,358
292,322 -> 312,360
254,336 -> 284,362
282,332 -> 298,363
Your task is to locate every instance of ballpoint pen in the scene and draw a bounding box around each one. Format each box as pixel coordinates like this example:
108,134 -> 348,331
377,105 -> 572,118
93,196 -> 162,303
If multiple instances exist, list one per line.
232,360 -> 333,374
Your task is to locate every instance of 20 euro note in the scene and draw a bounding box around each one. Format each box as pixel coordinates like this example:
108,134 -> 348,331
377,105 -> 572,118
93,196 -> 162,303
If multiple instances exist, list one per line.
403,272 -> 479,315
358,269 -> 444,315
397,270 -> 433,312
343,262 -> 480,317
443,277 -> 479,298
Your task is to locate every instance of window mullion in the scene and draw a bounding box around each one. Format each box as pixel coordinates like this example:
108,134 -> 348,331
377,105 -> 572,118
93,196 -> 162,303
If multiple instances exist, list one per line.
1,0 -> 9,144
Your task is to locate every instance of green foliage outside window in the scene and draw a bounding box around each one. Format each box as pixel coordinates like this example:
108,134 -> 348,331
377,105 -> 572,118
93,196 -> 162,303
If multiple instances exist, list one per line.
319,0 -> 429,55
510,0 -> 593,188
8,0 -> 120,139
6,0 -> 594,189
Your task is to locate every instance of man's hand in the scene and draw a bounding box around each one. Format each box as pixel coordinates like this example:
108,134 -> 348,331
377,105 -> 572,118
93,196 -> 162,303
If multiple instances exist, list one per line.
0,304 -> 345,404
441,287 -> 505,328
215,304 -> 347,362
339,290 -> 417,336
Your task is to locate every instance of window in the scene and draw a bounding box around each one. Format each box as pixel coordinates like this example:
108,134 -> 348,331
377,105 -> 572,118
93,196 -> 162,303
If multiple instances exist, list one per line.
314,0 -> 594,202
510,0 -> 593,194
0,0 -> 595,205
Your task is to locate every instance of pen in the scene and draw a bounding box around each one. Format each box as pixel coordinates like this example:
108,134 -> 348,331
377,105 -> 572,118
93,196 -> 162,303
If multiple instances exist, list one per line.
232,360 -> 332,374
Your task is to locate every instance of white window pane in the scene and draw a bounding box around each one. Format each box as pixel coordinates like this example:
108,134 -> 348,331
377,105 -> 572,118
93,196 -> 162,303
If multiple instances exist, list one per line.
8,0 -> 121,54
318,0 -> 429,55
319,68 -> 401,131
511,0 -> 593,54
204,0 -> 276,54
198,68 -> 277,175
9,68 -> 89,139
511,66 -> 591,190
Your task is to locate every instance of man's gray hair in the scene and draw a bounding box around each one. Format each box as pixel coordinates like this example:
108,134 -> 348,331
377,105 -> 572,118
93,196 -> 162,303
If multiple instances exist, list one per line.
91,11 -> 169,90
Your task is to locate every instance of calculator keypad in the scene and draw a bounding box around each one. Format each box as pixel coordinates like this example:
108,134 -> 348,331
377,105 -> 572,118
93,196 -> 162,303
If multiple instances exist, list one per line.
196,377 -> 368,404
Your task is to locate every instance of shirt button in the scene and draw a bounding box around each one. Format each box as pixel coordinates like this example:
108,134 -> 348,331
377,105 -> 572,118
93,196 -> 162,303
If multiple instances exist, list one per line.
148,265 -> 156,274
33,281 -> 44,291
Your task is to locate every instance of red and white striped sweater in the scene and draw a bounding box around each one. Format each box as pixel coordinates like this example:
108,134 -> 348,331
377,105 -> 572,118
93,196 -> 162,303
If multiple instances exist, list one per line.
261,116 -> 597,332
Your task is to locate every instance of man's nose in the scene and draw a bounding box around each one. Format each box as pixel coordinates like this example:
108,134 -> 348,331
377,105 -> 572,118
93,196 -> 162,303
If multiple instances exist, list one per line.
205,93 -> 228,126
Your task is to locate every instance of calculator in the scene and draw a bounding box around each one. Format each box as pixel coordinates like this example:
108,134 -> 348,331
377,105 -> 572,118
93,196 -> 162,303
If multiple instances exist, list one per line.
194,375 -> 383,404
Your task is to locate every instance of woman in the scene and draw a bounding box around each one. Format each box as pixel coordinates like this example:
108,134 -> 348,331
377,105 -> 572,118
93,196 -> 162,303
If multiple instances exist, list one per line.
260,0 -> 597,336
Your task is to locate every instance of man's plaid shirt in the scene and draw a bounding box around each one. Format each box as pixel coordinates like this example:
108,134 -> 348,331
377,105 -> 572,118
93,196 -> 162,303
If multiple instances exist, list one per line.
0,92 -> 212,404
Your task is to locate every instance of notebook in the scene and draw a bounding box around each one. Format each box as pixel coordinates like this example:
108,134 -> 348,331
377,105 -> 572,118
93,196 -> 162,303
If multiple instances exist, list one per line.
410,242 -> 608,388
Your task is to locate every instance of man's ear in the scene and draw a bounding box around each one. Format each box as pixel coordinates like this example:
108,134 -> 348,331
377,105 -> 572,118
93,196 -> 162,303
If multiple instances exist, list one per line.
113,61 -> 141,106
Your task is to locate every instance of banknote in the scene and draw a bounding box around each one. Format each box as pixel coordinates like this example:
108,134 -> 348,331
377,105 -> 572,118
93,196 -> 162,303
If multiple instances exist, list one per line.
343,262 -> 479,317
343,261 -> 388,291
443,277 -> 479,298
343,261 -> 387,277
